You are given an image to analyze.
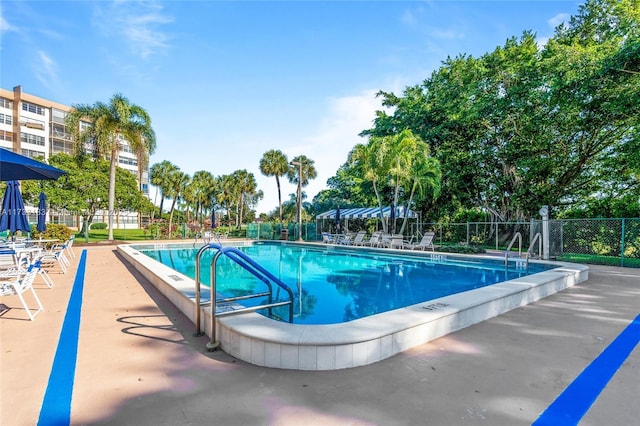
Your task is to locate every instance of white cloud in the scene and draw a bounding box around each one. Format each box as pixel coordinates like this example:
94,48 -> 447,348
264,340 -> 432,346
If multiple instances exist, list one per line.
0,15 -> 18,33
94,1 -> 173,60
254,89 -> 385,214
430,28 -> 464,40
548,13 -> 570,29
34,50 -> 60,91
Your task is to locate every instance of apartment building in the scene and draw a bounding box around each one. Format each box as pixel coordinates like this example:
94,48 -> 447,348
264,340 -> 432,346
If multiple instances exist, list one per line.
1,85 -> 149,229
0,85 -> 149,195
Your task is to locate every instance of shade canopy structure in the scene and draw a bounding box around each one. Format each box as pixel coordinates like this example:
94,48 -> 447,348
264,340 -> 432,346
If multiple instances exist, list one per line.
0,148 -> 67,181
0,180 -> 31,234
37,192 -> 47,232
316,206 -> 417,220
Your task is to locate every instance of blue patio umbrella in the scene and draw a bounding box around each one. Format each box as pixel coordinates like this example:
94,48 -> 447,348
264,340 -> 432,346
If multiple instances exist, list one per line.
37,191 -> 47,232
211,209 -> 217,229
0,180 -> 31,234
0,148 -> 66,181
389,203 -> 396,234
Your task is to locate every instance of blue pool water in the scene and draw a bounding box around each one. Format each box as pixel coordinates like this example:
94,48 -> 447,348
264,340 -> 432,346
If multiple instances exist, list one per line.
139,242 -> 557,325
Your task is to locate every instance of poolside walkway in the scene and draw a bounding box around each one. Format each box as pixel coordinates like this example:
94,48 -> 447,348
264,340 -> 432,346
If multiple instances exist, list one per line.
1,244 -> 638,425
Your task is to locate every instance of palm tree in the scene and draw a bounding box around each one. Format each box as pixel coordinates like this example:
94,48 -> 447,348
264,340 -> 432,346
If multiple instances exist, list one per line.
259,149 -> 289,223
129,128 -> 156,227
66,93 -> 154,240
398,133 -> 442,234
190,170 -> 216,223
129,128 -> 157,192
286,155 -> 317,188
150,160 -> 178,219
287,155 -> 317,234
231,169 -> 261,228
166,169 -> 190,237
350,140 -> 389,232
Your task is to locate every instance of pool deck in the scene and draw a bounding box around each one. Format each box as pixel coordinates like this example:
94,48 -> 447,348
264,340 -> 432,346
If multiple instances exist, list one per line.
1,243 -> 639,425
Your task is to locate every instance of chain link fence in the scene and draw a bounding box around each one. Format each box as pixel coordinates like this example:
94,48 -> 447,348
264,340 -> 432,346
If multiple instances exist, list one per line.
547,218 -> 639,268
422,219 -> 639,268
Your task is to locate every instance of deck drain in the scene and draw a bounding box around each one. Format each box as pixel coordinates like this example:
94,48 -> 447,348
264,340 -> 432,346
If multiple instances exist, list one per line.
421,302 -> 450,311
167,274 -> 184,281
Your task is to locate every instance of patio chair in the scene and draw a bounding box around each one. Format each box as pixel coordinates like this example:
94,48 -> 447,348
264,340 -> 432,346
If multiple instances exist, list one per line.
0,248 -> 55,288
65,235 -> 76,259
389,234 -> 407,250
352,231 -> 367,246
366,231 -> 383,247
0,263 -> 44,320
0,249 -> 19,272
338,233 -> 355,245
37,241 -> 70,274
409,232 -> 436,251
321,232 -> 334,244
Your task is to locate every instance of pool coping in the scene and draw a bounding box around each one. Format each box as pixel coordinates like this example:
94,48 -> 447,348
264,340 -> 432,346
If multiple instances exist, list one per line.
117,241 -> 589,370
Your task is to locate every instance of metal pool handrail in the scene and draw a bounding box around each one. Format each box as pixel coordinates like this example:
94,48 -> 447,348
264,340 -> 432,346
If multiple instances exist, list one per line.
504,232 -> 522,266
194,243 -> 295,351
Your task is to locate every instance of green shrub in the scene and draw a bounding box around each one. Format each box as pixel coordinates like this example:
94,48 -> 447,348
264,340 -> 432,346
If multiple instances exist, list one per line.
31,223 -> 73,247
91,222 -> 107,230
438,244 -> 486,254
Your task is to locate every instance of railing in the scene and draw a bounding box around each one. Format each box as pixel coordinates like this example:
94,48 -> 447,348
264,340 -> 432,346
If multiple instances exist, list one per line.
526,233 -> 542,262
194,243 -> 294,351
504,232 -> 522,266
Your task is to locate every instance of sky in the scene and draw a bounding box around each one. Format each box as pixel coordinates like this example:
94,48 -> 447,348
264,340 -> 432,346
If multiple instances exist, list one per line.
1,0 -> 582,214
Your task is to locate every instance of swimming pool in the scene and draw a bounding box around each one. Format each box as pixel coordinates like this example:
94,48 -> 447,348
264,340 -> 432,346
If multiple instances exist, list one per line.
118,241 -> 588,370
138,242 -> 557,325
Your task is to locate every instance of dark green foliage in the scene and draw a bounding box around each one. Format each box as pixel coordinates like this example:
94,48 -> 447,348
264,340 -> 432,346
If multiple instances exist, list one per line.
90,222 -> 107,230
341,0 -> 640,221
438,244 -> 486,254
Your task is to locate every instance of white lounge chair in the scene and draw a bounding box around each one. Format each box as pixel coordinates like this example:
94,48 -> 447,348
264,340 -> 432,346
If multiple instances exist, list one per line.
37,241 -> 70,274
0,249 -> 20,273
389,234 -> 406,250
410,232 -> 436,251
366,231 -> 383,247
351,231 -> 367,246
0,263 -> 44,320
321,232 -> 335,244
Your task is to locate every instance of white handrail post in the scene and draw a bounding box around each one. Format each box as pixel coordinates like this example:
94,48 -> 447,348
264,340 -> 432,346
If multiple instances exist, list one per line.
540,206 -> 550,260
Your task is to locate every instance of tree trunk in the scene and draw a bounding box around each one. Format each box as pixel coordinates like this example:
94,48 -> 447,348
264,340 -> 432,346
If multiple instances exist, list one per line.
108,149 -> 118,241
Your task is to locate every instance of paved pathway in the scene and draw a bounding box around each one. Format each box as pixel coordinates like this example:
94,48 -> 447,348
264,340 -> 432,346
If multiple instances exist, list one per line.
1,245 -> 638,425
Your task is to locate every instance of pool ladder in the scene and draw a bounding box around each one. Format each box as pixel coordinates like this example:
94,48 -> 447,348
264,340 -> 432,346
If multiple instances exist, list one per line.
194,243 -> 295,351
504,232 -> 542,268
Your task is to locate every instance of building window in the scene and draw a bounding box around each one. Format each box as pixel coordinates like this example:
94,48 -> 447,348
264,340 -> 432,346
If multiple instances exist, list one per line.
21,132 -> 45,146
52,108 -> 67,124
0,113 -> 12,125
22,101 -> 45,115
119,156 -> 138,167
20,148 -> 46,159
0,98 -> 13,109
0,130 -> 13,141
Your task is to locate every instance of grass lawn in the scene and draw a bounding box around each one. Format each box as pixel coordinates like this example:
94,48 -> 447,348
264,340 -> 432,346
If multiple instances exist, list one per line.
75,228 -> 153,243
557,253 -> 640,268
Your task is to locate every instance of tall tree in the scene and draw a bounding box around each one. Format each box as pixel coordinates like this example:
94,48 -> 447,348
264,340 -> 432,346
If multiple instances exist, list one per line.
259,149 -> 289,223
166,169 -> 190,237
287,155 -> 317,226
190,170 -> 217,223
361,0 -> 639,220
150,160 -> 178,218
66,93 -> 155,240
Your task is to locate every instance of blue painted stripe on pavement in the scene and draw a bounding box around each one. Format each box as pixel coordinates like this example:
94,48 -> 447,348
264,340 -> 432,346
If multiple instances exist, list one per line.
37,250 -> 87,426
533,313 -> 640,426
